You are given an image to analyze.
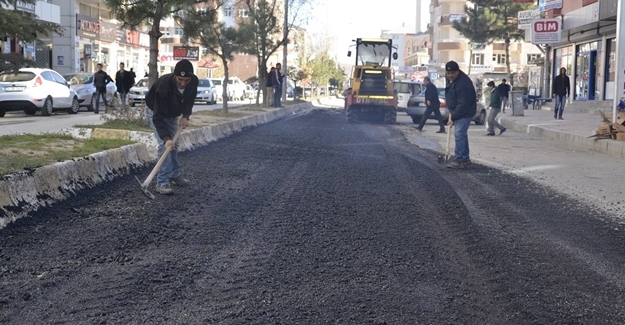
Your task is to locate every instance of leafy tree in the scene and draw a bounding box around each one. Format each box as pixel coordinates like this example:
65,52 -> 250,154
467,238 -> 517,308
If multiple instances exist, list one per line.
103,0 -> 206,87
489,0 -> 535,84
287,65 -> 308,90
181,5 -> 251,114
238,0 -> 313,104
0,0 -> 62,71
452,0 -> 498,75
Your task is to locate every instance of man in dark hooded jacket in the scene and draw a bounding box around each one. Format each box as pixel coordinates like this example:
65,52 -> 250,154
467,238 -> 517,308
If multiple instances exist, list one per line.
145,59 -> 199,195
444,60 -> 476,169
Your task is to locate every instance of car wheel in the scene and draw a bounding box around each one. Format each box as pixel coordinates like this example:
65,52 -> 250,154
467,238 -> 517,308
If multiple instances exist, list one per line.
411,115 -> 421,124
0,110 -> 5,117
474,110 -> 486,125
88,94 -> 96,111
68,97 -> 80,114
41,97 -> 53,116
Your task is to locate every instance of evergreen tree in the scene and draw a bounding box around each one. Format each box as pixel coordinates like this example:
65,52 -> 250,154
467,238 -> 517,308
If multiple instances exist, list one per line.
452,0 -> 498,75
102,0 -> 207,87
0,0 -> 62,71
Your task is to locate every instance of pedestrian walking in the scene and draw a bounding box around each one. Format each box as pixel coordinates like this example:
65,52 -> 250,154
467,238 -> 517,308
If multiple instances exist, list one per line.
552,67 -> 571,120
486,81 -> 507,136
115,62 -> 134,107
272,63 -> 284,108
144,59 -> 198,195
444,60 -> 477,169
497,79 -> 511,113
416,76 -> 446,133
92,63 -> 113,114
266,67 -> 275,107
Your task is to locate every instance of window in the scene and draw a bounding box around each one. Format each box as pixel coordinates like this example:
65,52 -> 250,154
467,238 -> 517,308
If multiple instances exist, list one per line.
238,8 -> 249,17
472,53 -> 484,65
224,7 -> 233,17
527,53 -> 541,62
493,53 -> 506,64
198,7 -> 207,13
174,28 -> 183,36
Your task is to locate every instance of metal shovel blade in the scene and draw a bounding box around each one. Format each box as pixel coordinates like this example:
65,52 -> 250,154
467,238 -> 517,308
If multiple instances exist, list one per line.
135,175 -> 155,200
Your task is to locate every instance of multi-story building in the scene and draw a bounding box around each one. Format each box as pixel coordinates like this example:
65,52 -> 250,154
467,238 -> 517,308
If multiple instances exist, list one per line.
428,0 -> 543,83
545,0 -> 618,101
0,0 -> 61,68
403,32 -> 431,80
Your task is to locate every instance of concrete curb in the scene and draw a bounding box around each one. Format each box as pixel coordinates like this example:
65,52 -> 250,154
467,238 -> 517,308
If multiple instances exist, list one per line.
0,103 -> 311,229
498,117 -> 625,159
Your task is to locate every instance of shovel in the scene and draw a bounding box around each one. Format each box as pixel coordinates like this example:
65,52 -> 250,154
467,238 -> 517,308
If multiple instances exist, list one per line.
135,127 -> 183,200
437,125 -> 452,165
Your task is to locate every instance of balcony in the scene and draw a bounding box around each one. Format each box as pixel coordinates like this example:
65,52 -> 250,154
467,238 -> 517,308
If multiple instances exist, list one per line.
437,41 -> 467,51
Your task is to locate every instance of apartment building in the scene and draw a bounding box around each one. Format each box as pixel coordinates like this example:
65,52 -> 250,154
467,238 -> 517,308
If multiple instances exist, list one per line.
403,32 -> 431,80
0,0 -> 61,68
544,0 -> 618,101
428,0 -> 542,82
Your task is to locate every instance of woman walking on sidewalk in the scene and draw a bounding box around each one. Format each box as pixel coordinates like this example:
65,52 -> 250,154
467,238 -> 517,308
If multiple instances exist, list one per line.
486,81 -> 506,136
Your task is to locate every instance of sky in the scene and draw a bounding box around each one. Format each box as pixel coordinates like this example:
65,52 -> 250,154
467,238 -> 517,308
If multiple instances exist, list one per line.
303,0 -> 429,64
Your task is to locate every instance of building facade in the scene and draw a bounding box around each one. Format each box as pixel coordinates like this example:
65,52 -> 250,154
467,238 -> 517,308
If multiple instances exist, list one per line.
428,0 -> 543,84
545,0 -> 618,101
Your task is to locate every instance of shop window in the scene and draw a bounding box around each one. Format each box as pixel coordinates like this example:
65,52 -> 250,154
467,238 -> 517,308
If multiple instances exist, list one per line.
472,53 -> 484,65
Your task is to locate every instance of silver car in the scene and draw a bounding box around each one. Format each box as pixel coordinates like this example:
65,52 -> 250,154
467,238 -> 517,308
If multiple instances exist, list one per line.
196,78 -> 216,105
128,78 -> 149,107
406,87 -> 486,125
64,73 -> 116,111
209,78 -> 223,101
0,68 -> 80,117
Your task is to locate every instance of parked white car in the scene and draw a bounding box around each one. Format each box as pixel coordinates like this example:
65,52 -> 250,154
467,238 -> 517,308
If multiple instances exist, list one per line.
209,78 -> 223,102
128,78 -> 149,107
225,76 -> 246,101
196,78 -> 216,105
64,73 -> 116,111
0,68 -> 80,117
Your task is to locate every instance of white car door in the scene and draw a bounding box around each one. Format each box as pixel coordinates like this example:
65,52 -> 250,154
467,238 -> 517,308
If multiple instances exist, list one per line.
50,71 -> 72,107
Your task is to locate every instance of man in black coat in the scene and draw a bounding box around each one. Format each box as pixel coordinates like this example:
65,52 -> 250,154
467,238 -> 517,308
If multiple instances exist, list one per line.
115,62 -> 134,107
497,78 -> 511,113
444,60 -> 477,169
145,59 -> 199,195
416,76 -> 445,133
92,63 -> 113,114
552,67 -> 571,120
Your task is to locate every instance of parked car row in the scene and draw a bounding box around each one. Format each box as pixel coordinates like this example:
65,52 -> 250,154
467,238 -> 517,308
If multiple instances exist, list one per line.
405,87 -> 486,126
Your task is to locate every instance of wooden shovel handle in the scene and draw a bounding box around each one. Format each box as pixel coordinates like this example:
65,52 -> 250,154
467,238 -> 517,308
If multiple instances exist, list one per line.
141,126 -> 183,188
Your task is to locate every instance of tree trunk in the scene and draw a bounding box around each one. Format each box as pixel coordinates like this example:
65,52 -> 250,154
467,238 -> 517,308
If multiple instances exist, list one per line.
147,2 -> 164,88
467,46 -> 473,75
505,38 -> 512,86
221,60 -> 229,114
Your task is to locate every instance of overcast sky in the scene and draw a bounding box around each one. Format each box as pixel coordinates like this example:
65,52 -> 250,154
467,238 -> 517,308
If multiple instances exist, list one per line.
304,0 -> 429,64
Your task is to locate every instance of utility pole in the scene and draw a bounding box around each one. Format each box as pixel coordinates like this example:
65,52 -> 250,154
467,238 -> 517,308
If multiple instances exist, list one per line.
613,0 -> 624,122
282,0 -> 288,103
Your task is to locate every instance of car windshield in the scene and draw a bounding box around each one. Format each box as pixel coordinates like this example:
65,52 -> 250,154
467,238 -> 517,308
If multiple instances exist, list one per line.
64,74 -> 92,85
0,71 -> 36,82
135,79 -> 148,87
198,79 -> 212,87
417,88 -> 446,97
356,41 -> 391,67
212,79 -> 222,86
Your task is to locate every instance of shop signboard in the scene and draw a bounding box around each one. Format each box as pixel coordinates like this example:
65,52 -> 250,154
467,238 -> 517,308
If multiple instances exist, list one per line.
531,18 -> 561,44
173,46 -> 200,61
518,9 -> 541,29
15,0 -> 35,13
116,25 -> 149,48
100,21 -> 117,42
77,14 -> 100,39
539,0 -> 563,12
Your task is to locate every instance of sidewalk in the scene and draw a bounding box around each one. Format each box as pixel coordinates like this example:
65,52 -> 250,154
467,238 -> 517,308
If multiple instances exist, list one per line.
496,108 -> 625,159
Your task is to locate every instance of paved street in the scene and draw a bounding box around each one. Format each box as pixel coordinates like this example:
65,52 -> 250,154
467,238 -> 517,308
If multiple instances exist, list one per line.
2,103 -> 625,323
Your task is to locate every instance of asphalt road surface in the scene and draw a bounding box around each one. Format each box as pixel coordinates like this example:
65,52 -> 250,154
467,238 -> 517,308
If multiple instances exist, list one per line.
2,108 -> 625,324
